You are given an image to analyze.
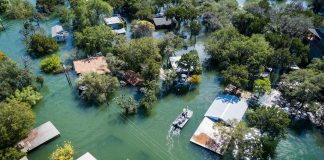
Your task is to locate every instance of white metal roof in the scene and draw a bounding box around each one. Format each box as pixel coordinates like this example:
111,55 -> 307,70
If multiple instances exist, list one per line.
204,94 -> 248,123
169,56 -> 181,70
77,152 -> 97,160
51,25 -> 64,38
112,28 -> 126,34
153,17 -> 172,26
104,16 -> 122,25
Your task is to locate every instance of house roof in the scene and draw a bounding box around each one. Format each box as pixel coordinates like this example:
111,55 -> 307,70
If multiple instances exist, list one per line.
309,28 -> 324,39
77,152 -> 97,160
190,117 -> 232,155
204,94 -> 248,123
153,17 -> 172,26
112,28 -> 126,34
169,56 -> 181,70
73,56 -> 110,75
51,25 -> 64,38
104,16 -> 122,25
123,70 -> 144,86
17,121 -> 60,152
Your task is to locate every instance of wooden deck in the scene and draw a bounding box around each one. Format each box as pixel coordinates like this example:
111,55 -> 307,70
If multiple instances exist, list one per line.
77,152 -> 97,160
17,121 -> 60,152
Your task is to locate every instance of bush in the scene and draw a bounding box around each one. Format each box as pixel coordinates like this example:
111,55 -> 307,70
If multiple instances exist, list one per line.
28,34 -> 59,57
188,75 -> 202,84
6,86 -> 42,106
131,20 -> 155,38
40,54 -> 63,73
50,142 -> 74,160
76,72 -> 120,104
5,0 -> 33,19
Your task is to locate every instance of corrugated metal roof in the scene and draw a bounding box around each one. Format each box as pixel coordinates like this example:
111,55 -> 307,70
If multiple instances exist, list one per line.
153,17 -> 172,26
309,28 -> 324,39
77,152 -> 97,160
104,17 -> 122,25
204,94 -> 248,123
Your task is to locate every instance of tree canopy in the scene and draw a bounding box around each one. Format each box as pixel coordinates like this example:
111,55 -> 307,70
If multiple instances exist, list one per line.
76,72 -> 119,104
27,34 -> 59,57
131,20 -> 155,38
75,25 -> 116,55
50,142 -> 74,160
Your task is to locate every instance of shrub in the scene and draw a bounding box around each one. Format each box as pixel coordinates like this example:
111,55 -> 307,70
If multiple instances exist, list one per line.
28,34 -> 59,57
5,0 -> 33,19
188,75 -> 202,84
6,86 -> 42,106
40,54 -> 63,73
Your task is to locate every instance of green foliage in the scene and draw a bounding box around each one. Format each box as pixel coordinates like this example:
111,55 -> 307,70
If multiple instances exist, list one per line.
77,72 -> 120,104
40,54 -> 63,74
4,0 -> 33,19
190,20 -> 201,37
50,142 -> 74,160
162,69 -> 177,92
113,37 -> 161,73
0,53 -> 34,101
247,106 -> 290,138
115,95 -> 137,115
0,0 -> 9,15
165,4 -> 198,22
74,0 -> 113,30
0,101 -> 35,149
188,75 -> 202,85
28,34 -> 59,57
158,32 -> 184,58
122,0 -> 154,19
6,86 -> 42,106
57,6 -> 75,28
253,78 -> 271,96
232,12 -> 269,36
141,58 -> 161,81
205,27 -> 272,76
177,50 -> 202,75
131,20 -> 155,38
75,26 -> 116,55
0,147 -> 26,160
140,89 -> 157,110
222,65 -> 249,89
36,0 -> 64,15
105,53 -> 126,73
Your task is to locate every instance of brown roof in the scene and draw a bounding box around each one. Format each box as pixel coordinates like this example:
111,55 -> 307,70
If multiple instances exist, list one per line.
123,70 -> 144,86
73,56 -> 110,75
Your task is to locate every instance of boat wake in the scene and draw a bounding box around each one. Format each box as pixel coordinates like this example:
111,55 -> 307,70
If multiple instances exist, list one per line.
166,125 -> 181,152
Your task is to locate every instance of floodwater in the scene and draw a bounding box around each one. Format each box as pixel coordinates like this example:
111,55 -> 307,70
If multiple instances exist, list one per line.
0,0 -> 323,159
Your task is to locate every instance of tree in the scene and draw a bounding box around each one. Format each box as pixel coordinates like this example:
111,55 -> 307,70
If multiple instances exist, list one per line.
141,58 -> 161,81
76,72 -> 119,104
158,32 -> 184,62
50,142 -> 74,160
4,0 -> 33,19
309,0 -> 324,14
190,20 -> 201,45
57,6 -> 75,28
0,101 -> 35,149
105,53 -> 126,73
36,0 -> 64,15
6,86 -> 42,106
140,88 -> 157,110
202,12 -> 222,32
253,78 -> 271,97
113,37 -> 161,73
232,12 -> 269,36
222,65 -> 249,89
162,69 -> 177,92
177,50 -> 202,76
75,26 -> 116,55
115,95 -> 137,115
0,0 -> 9,15
40,54 -> 63,74
0,53 -> 34,101
131,20 -> 155,38
279,15 -> 314,38
230,122 -> 263,160
269,48 -> 295,69
188,75 -> 202,85
165,4 -> 198,29
27,34 -> 59,57
74,0 -> 113,30
0,147 -> 26,160
247,106 -> 290,138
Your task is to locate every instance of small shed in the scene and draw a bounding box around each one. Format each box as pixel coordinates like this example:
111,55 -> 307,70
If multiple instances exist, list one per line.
123,70 -> 144,86
51,25 -> 68,42
77,152 -> 97,160
104,16 -> 126,34
17,121 -> 60,152
153,17 -> 172,29
73,56 -> 110,75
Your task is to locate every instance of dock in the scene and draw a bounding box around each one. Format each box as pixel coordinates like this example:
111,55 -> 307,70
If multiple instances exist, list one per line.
17,121 -> 60,152
190,94 -> 248,155
20,156 -> 28,160
77,152 -> 97,160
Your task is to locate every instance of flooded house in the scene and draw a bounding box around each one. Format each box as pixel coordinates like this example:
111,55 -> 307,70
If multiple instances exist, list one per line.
51,25 -> 68,42
104,16 -> 126,34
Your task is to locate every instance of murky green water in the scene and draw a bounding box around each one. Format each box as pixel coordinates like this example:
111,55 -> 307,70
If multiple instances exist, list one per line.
0,0 -> 323,159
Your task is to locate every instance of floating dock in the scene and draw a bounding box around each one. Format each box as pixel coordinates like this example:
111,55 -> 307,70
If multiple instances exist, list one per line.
17,121 -> 60,152
190,94 -> 248,155
77,152 -> 97,160
20,156 -> 28,160
172,108 -> 193,129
